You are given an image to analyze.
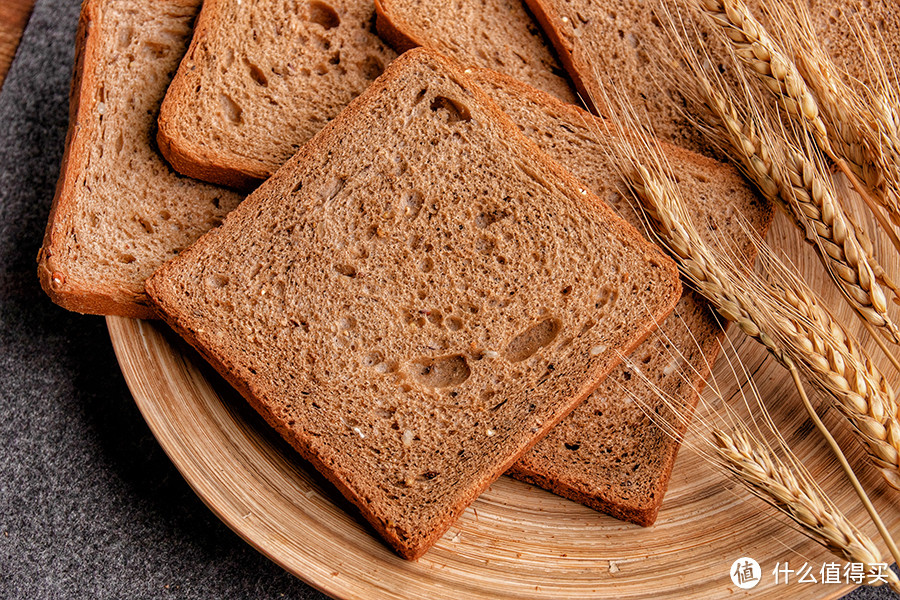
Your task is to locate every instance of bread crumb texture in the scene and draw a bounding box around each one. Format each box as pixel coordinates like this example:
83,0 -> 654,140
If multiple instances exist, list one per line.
159,0 -> 398,183
467,70 -> 772,525
376,0 -> 576,102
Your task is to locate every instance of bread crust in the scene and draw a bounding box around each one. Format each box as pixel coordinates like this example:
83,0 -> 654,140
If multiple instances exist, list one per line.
373,0 -> 422,54
520,0 -> 598,112
148,48 -> 681,559
36,0 -> 158,319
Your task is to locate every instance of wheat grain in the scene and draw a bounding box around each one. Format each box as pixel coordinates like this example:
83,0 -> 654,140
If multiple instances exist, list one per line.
629,157 -> 900,490
687,57 -> 900,343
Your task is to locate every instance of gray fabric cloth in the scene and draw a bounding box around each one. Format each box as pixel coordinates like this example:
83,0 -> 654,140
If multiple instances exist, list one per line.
0,0 -> 895,598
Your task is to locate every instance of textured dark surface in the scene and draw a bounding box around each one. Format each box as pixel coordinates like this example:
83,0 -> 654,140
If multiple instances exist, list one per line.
0,0 -> 895,598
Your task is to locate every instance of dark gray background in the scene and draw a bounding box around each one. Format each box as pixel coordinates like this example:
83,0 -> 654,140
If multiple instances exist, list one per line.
0,0 -> 894,598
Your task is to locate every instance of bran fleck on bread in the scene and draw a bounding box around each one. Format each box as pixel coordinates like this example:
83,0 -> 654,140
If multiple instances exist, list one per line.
466,70 -> 773,525
146,48 -> 682,559
37,0 -> 243,319
157,0 -> 398,189
374,0 -> 577,103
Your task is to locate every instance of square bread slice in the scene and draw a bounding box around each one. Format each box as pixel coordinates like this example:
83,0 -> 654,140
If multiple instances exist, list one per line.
157,0 -> 398,189
146,48 -> 682,559
37,0 -> 243,318
467,69 -> 773,525
374,0 -> 577,103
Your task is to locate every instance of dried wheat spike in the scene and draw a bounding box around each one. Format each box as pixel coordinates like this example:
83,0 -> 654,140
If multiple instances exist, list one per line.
715,428 -> 900,592
764,0 -> 884,196
629,162 -> 900,490
697,76 -> 900,343
769,281 -> 900,490
695,0 -> 832,155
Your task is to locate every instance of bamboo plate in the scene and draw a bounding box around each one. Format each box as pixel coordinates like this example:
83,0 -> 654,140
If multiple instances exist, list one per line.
107,204 -> 900,600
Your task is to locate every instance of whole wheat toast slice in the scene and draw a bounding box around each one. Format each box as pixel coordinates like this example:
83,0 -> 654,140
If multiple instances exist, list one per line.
467,69 -> 773,525
37,0 -> 243,318
157,0 -> 398,189
146,48 -> 682,559
374,0 -> 577,103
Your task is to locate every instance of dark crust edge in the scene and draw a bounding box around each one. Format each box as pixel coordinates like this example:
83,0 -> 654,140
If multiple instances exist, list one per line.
35,0 -> 158,319
469,68 -> 776,524
373,0 -> 423,54
147,47 -> 683,559
521,0 -> 601,113
156,0 -> 268,191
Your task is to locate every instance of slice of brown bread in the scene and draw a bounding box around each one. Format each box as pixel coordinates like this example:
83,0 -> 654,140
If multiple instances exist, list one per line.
37,0 -> 243,319
374,0 -> 577,103
467,69 -> 773,525
146,48 -> 682,559
522,0 -> 734,157
157,0 -> 398,189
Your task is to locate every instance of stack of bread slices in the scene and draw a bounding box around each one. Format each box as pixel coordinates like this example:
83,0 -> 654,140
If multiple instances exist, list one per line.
38,0 -> 774,559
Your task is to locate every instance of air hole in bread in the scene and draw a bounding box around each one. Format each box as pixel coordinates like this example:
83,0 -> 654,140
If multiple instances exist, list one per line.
446,317 -> 464,332
218,93 -> 243,124
429,96 -> 472,123
475,207 -> 511,228
137,216 -> 153,234
117,25 -> 132,49
360,55 -> 384,80
119,254 -> 136,264
247,62 -> 268,87
403,191 -> 423,219
334,263 -> 357,278
309,1 -> 340,29
475,236 -> 495,254
565,442 -> 581,451
208,274 -> 229,288
321,177 -> 345,202
408,354 -> 471,389
505,318 -> 562,363
418,257 -> 433,273
413,88 -> 427,105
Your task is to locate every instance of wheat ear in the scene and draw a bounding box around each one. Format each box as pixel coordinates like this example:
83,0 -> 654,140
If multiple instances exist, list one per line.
762,0 -> 900,257
616,321 -> 899,591
626,160 -> 900,567
693,0 -> 831,154
715,428 -> 900,592
690,66 -> 900,345
846,12 -> 900,229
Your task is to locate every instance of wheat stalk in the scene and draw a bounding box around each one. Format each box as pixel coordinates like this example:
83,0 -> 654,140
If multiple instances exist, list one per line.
691,0 -> 900,255
618,150 -> 900,569
616,322 -> 899,592
692,0 -> 831,155
845,12 -> 900,229
631,153 -> 900,489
